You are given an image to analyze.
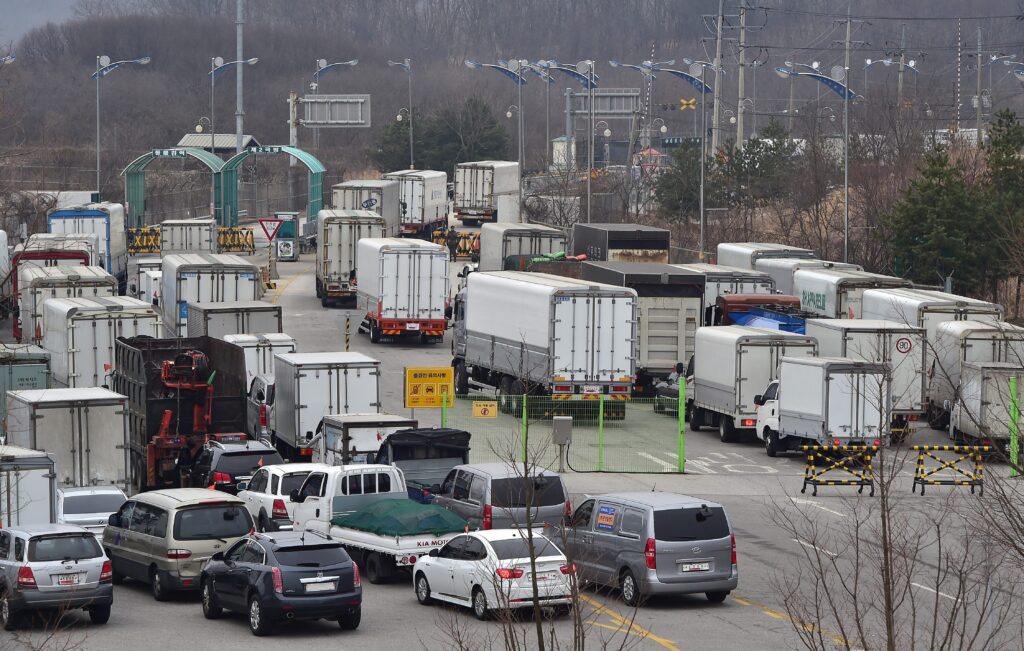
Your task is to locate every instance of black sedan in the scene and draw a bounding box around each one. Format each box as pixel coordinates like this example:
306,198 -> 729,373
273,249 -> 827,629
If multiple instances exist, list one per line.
200,531 -> 361,636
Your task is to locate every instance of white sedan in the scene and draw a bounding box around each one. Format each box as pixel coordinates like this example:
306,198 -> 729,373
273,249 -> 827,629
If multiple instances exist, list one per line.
412,529 -> 574,620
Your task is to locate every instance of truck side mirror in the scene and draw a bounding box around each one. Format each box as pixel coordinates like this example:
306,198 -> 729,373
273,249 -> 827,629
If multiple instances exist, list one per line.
290,489 -> 304,503
305,431 -> 314,442
445,305 -> 453,320
753,394 -> 764,406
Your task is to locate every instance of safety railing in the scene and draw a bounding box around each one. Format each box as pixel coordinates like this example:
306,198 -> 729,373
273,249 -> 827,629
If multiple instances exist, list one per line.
911,445 -> 988,496
801,445 -> 878,497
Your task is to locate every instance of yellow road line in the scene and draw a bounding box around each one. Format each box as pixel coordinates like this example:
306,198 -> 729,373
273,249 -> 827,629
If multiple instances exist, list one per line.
580,594 -> 681,651
268,273 -> 302,304
733,593 -> 852,646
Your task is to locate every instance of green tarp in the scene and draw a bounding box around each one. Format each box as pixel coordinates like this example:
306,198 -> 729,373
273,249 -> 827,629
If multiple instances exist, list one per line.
332,499 -> 467,537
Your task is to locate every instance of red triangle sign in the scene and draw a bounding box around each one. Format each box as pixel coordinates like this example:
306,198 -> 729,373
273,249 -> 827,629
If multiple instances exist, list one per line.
258,218 -> 286,241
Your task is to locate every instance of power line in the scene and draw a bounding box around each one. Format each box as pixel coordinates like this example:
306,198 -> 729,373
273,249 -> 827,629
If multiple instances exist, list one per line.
758,6 -> 1024,22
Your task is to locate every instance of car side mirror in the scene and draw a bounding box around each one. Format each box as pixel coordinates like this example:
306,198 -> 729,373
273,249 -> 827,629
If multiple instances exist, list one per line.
290,489 -> 304,503
753,394 -> 764,406
107,514 -> 119,527
211,552 -> 225,562
428,549 -> 439,557
236,481 -> 248,492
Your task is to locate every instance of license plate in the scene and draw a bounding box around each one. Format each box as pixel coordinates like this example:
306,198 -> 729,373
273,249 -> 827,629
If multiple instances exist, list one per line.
582,385 -> 600,394
680,562 -> 710,573
305,582 -> 335,593
405,323 -> 420,330
530,573 -> 556,582
56,574 -> 81,586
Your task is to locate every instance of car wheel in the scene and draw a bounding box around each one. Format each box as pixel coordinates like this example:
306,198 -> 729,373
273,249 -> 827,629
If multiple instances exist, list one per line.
201,578 -> 223,619
719,416 -> 738,443
706,590 -> 730,604
765,429 -> 779,457
337,606 -> 361,631
365,553 -> 386,584
620,569 -> 642,607
151,568 -> 170,602
0,591 -> 19,631
88,604 -> 111,625
415,573 -> 433,605
471,587 -> 489,621
689,407 -> 703,432
248,596 -> 273,636
555,604 -> 573,618
257,514 -> 269,533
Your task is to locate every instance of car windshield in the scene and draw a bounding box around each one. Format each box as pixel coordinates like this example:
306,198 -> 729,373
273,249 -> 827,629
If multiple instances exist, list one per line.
654,506 -> 730,542
173,505 -> 253,541
489,536 -> 561,560
490,476 -> 566,508
274,544 -> 349,568
280,472 -> 311,496
62,493 -> 126,515
217,451 -> 284,475
29,534 -> 102,562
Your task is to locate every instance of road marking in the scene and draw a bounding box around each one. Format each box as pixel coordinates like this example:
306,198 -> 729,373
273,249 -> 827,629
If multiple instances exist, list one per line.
638,452 -> 677,471
791,537 -> 838,558
268,273 -> 302,304
722,464 -> 777,474
911,582 -> 960,602
734,593 -> 853,647
789,497 -> 847,518
708,452 -> 729,459
684,459 -> 717,474
580,595 -> 681,651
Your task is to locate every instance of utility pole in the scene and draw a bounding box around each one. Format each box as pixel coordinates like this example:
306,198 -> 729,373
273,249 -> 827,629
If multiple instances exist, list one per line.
235,0 -> 245,154
976,26 -> 983,142
736,4 -> 746,146
955,19 -> 962,131
896,23 -> 907,110
843,7 -> 852,264
710,0 -> 724,154
699,66 -> 707,260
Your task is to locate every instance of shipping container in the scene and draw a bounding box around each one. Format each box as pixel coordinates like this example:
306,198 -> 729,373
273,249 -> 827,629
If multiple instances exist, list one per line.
478,222 -> 567,272
382,169 -> 449,237
331,180 -> 401,236
17,266 -> 118,343
159,218 -> 216,253
794,269 -> 913,318
185,300 -> 282,338
47,202 -> 128,281
572,223 -> 670,263
453,161 -> 520,226
673,263 -> 777,324
315,209 -> 387,306
753,258 -> 862,295
716,242 -> 816,269
221,333 -> 297,388
0,447 -> 57,526
161,253 -> 262,336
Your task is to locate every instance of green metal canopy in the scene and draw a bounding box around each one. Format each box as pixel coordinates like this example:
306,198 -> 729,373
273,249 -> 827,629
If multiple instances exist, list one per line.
122,148 -> 226,228
221,146 -> 326,227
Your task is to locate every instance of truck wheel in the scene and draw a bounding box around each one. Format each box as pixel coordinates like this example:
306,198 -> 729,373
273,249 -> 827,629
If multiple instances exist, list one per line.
497,377 -> 513,414
689,407 -> 703,432
321,296 -> 329,308
509,380 -> 527,403
315,280 -> 323,299
765,429 -> 779,457
365,553 -> 387,584
454,363 -> 469,396
719,416 -> 739,443
369,324 -> 381,344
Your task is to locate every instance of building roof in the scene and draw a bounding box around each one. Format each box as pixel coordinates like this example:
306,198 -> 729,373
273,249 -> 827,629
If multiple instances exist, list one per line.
176,133 -> 261,152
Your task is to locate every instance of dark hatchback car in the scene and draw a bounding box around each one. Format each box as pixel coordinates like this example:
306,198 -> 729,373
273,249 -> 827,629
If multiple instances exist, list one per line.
190,441 -> 285,495
200,531 -> 362,636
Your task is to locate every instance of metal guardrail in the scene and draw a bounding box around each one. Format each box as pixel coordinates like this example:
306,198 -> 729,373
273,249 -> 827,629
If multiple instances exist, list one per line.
911,445 -> 988,496
801,445 -> 878,497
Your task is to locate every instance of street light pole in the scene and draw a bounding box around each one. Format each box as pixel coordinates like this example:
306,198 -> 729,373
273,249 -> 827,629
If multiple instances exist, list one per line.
699,65 -> 706,260
388,59 -> 413,167
92,55 -> 150,197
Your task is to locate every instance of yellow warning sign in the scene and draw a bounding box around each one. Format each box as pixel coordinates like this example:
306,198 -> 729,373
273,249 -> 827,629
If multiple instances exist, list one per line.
472,401 -> 498,418
404,366 -> 454,408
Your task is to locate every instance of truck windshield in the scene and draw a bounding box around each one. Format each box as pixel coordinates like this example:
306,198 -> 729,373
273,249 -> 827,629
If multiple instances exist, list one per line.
653,507 -> 729,542
29,535 -> 102,562
174,505 -> 253,541
274,544 -> 349,567
63,493 -> 126,515
218,451 -> 284,475
490,476 -> 566,508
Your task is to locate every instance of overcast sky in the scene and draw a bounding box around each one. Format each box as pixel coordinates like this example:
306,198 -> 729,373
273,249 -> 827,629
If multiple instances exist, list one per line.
3,0 -> 77,45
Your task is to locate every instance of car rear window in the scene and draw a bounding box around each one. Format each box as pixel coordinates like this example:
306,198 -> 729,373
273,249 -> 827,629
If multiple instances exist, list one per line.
489,536 -> 560,560
654,507 -> 730,542
63,493 -> 126,515
217,451 -> 285,475
280,472 -> 311,496
490,476 -> 566,508
274,544 -> 349,567
29,535 -> 102,562
173,505 -> 253,541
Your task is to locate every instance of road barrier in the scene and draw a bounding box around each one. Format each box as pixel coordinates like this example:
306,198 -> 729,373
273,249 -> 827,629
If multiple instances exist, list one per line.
432,230 -> 479,259
216,227 -> 255,254
911,445 -> 988,496
127,227 -> 161,254
801,445 -> 878,497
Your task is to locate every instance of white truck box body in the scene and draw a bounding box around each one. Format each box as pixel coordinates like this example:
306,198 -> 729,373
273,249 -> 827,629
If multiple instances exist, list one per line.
17,233 -> 101,268
382,170 -> 448,235
6,388 -> 130,489
331,180 -> 401,236
778,356 -> 889,444
478,222 -> 567,272
42,297 -> 161,388
795,269 -> 913,318
46,202 -> 127,279
159,218 -> 216,253
222,333 -> 297,388
672,263 -> 776,310
0,346 -> 52,438
315,210 -> 387,297
161,253 -> 262,336
128,257 -> 162,298
454,161 -> 521,223
185,300 -> 283,338
356,238 -> 449,324
716,242 -> 816,270
273,352 -> 382,452
861,288 -> 1005,342
753,258 -> 862,295
18,266 -> 118,343
693,326 -> 818,423
952,362 -> 1024,443
0,446 -> 57,526
138,269 -> 162,306
929,321 -> 1024,408
312,413 -> 418,466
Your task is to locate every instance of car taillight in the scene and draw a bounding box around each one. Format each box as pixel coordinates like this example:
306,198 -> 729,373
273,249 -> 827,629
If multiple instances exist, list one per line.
100,560 -> 113,583
559,564 -> 575,575
482,504 -> 492,530
272,499 -> 288,519
833,439 -> 841,446
873,439 -> 881,447
352,563 -> 361,589
259,404 -> 268,427
167,549 -> 192,560
564,499 -> 572,518
644,538 -> 657,570
495,567 -> 524,580
211,471 -> 232,484
272,567 -> 283,594
17,565 -> 36,587
741,418 -> 756,427
731,533 -> 737,566
300,447 -> 314,457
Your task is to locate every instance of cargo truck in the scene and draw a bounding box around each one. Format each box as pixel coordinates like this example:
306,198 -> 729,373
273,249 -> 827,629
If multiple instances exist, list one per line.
0,447 -> 57,526
127,257 -> 162,298
478,222 -> 567,272
718,297 -> 817,334
752,258 -> 862,295
185,300 -> 282,338
221,333 -> 297,388
690,326 -> 818,442
332,180 -> 401,236
951,362 -> 1024,451
453,161 -> 520,226
0,345 -> 51,440
861,288 -> 1004,342
673,263 -> 777,325
794,269 -> 913,319
371,428 -> 472,504
572,223 -> 670,263
16,266 -> 118,343
6,388 -> 130,490
42,297 -> 162,388
161,253 -> 262,336
452,271 -> 637,416
47,202 -> 128,284
310,413 -> 418,466
272,352 -> 382,461
356,238 -> 449,344
16,233 -> 100,268
715,242 -> 816,270
315,209 -> 388,306
138,269 -> 161,306
159,218 -> 216,253
382,169 -> 449,237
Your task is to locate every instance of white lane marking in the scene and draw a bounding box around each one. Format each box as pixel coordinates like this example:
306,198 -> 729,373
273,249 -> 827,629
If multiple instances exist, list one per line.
684,459 -> 718,474
722,464 -> 777,474
638,452 -> 677,471
789,497 -> 847,518
708,452 -> 729,459
791,538 -> 837,558
911,582 -> 960,602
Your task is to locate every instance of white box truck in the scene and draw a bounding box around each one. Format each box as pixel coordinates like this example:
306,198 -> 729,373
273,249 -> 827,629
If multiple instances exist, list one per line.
6,388 -> 130,490
222,333 -> 297,388
356,238 -> 449,344
716,242 -> 817,269
138,269 -> 162,306
951,362 -> 1024,449
42,297 -> 161,388
0,447 -> 57,526
672,263 -> 776,325
185,300 -> 283,338
753,258 -> 862,295
382,170 -> 449,237
161,253 -> 262,336
794,269 -> 913,318
453,161 -> 520,226
478,222 -> 567,272
861,288 -> 1004,342
805,319 -> 927,422
47,202 -> 128,283
127,257 -> 162,298
452,271 -> 637,415
272,352 -> 382,460
0,345 -> 52,440
315,209 -> 388,306
331,180 -> 401,236
159,218 -> 216,253
17,233 -> 101,268
17,266 -> 118,344
310,413 -> 418,466
690,326 -> 818,441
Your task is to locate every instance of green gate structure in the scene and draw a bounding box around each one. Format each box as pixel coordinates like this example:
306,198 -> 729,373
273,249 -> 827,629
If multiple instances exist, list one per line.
122,148 -> 226,228
220,146 -> 325,228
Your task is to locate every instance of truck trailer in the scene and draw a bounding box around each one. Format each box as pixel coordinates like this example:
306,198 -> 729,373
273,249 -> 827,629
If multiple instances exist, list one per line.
572,223 -> 670,263
161,253 -> 262,336
794,269 -> 913,319
159,218 -> 216,253
16,266 -> 118,343
453,161 -> 520,226
478,222 -> 567,272
185,300 -> 282,338
332,180 -> 401,236
951,361 -> 1024,450
715,242 -> 816,270
382,170 -> 449,237
752,258 -> 862,295
673,263 -> 777,325
221,333 -> 297,388
47,202 -> 128,284
315,209 -> 387,306
861,288 -> 1004,342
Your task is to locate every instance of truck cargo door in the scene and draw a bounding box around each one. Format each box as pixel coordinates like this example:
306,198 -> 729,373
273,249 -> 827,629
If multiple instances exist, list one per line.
591,296 -> 633,383
552,296 -> 588,382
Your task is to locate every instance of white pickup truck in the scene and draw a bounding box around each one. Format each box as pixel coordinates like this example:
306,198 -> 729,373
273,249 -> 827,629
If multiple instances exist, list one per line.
290,465 -> 467,584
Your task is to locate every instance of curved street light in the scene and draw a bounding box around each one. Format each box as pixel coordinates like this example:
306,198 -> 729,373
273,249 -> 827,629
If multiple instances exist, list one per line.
387,59 -> 415,168
466,59 -> 527,173
92,55 -> 150,195
208,57 -> 258,157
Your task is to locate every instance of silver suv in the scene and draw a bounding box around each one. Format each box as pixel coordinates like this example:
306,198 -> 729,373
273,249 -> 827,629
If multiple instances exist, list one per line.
0,524 -> 113,630
432,463 -> 570,530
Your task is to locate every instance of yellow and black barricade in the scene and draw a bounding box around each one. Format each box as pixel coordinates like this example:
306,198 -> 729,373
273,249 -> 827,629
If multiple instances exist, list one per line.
801,445 -> 878,497
217,227 -> 255,254
127,227 -> 161,255
432,229 -> 480,259
911,445 -> 988,496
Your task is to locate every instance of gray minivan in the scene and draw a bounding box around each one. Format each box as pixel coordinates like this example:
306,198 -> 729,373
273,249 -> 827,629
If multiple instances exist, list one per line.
564,492 -> 737,606
432,463 -> 569,530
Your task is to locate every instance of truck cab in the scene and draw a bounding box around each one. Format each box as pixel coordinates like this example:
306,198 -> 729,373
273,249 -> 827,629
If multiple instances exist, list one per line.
290,465 -> 408,531
754,381 -> 780,454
